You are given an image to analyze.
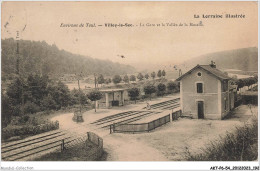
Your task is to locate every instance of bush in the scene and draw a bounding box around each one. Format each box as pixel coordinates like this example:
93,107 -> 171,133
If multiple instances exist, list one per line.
112,75 -> 122,84
143,84 -> 156,100
41,95 -> 58,111
128,87 -> 140,103
167,81 -> 177,93
130,75 -> 136,82
24,102 -> 41,114
186,118 -> 258,161
70,90 -> 88,106
2,121 -> 59,141
157,83 -> 166,96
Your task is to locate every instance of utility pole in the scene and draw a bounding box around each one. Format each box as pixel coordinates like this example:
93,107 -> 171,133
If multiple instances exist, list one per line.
16,39 -> 20,75
94,73 -> 97,89
94,73 -> 98,110
77,73 -> 82,114
16,31 -> 24,115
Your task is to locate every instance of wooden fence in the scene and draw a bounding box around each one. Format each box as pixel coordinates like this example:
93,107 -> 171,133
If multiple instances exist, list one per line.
172,110 -> 182,121
61,136 -> 86,151
87,132 -> 103,148
111,109 -> 182,134
61,132 -> 103,151
112,114 -> 170,133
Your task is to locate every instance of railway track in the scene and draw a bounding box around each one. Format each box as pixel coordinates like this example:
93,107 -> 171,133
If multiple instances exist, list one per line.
148,98 -> 180,110
92,98 -> 180,129
1,130 -> 84,161
91,111 -> 134,124
160,103 -> 180,110
101,111 -> 161,129
1,97 -> 180,161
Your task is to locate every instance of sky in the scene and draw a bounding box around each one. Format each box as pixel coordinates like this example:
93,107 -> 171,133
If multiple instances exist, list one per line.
1,1 -> 258,71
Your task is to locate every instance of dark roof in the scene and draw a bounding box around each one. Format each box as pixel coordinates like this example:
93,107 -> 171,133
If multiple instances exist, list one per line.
176,65 -> 231,81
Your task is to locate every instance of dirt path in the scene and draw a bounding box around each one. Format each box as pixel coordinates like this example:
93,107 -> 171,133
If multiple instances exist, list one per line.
103,134 -> 168,161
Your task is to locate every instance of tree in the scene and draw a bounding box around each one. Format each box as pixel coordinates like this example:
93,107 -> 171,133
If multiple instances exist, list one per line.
97,74 -> 105,87
2,92 -> 14,127
253,75 -> 258,82
162,70 -> 166,77
145,73 -> 149,79
167,81 -> 177,93
70,89 -> 88,106
24,101 -> 41,114
6,74 -> 51,113
123,75 -> 129,84
41,94 -> 57,111
112,75 -> 122,84
130,75 -> 136,82
157,83 -> 166,96
47,81 -> 71,109
1,38 -> 136,80
137,73 -> 144,81
143,84 -> 157,100
4,74 -> 73,120
157,70 -> 162,78
26,74 -> 49,106
236,79 -> 244,90
87,90 -> 103,112
151,72 -> 156,80
248,78 -> 255,89
6,77 -> 24,107
243,78 -> 250,90
128,87 -> 140,104
105,78 -> 111,85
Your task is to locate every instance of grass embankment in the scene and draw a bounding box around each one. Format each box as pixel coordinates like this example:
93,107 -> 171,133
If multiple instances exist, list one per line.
35,140 -> 106,161
186,117 -> 258,161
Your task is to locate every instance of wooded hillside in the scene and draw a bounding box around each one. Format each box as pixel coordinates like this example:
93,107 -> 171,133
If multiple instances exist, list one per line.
1,38 -> 136,80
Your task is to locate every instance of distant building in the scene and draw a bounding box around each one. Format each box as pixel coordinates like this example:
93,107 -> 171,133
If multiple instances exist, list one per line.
176,62 -> 237,120
98,88 -> 130,108
59,74 -> 78,82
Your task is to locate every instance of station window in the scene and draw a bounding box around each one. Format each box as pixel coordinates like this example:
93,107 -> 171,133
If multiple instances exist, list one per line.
197,83 -> 203,93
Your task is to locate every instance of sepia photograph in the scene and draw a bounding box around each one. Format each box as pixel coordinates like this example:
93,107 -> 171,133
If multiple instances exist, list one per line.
0,1 -> 259,170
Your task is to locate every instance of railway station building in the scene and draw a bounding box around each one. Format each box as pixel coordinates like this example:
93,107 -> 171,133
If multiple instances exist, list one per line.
176,62 -> 237,120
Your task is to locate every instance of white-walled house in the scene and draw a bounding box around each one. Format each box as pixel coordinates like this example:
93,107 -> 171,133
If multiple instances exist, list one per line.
176,63 -> 237,120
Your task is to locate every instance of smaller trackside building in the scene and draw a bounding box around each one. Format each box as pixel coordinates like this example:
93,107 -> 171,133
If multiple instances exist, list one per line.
176,63 -> 237,120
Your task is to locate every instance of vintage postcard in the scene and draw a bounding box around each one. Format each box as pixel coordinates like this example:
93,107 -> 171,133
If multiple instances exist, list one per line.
1,1 -> 259,171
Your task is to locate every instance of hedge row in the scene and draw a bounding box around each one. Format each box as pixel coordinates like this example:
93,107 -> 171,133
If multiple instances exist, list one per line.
2,121 -> 59,140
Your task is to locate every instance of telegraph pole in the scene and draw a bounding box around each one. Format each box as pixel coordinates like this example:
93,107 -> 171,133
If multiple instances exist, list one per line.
94,73 -> 97,89
94,73 -> 98,110
77,73 -> 82,114
16,37 -> 20,75
16,31 -> 24,115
